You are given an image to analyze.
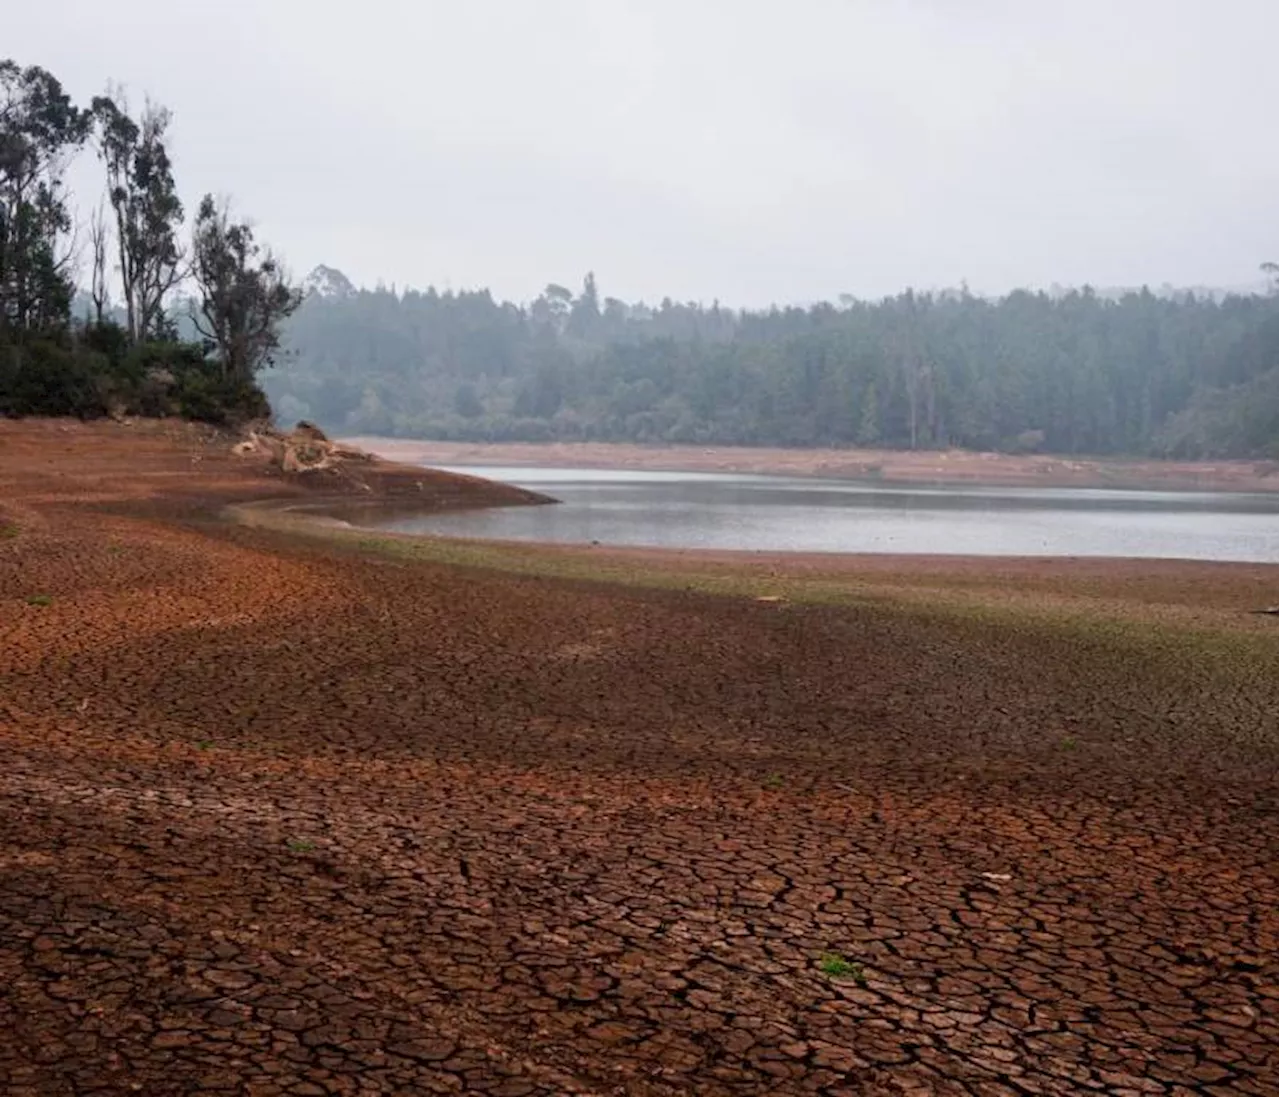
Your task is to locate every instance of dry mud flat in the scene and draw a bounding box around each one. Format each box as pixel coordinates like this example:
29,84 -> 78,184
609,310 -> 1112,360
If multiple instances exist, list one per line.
1,420 -> 1277,1096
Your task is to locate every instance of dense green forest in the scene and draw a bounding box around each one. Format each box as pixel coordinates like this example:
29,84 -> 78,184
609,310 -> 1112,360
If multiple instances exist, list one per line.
0,59 -> 298,423
269,270 -> 1278,459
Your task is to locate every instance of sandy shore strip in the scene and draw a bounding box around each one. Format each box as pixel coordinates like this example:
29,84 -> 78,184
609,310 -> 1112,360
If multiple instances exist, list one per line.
346,436 -> 1280,493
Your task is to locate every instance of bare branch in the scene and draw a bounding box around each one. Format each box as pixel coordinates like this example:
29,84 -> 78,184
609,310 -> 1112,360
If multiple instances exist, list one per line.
89,200 -> 111,326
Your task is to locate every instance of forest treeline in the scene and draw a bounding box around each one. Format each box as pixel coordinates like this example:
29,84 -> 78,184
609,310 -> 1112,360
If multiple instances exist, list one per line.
269,270 -> 1279,459
1,59 -> 299,423
3,54 -> 1275,458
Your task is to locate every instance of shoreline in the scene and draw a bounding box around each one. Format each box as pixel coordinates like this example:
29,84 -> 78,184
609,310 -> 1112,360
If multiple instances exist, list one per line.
344,437 -> 1280,494
229,497 -> 1278,628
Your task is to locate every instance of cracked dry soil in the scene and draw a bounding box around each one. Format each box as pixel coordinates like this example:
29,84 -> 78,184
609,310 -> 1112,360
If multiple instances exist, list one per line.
1,420 -> 1276,1096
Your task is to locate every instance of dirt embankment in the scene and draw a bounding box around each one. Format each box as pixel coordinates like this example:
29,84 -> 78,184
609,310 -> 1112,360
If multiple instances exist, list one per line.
0,418 -> 553,514
348,437 -> 1280,492
0,418 -> 1276,1096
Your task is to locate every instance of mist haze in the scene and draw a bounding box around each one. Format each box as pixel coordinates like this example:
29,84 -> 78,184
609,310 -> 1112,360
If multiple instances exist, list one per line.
5,2 -> 1277,457
11,0 -> 1278,306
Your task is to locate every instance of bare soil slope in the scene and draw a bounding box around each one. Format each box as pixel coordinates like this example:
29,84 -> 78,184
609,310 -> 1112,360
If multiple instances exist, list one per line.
0,419 -> 1276,1096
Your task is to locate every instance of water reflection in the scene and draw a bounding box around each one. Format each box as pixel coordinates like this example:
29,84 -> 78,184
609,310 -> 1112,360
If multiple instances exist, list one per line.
374,466 -> 1278,562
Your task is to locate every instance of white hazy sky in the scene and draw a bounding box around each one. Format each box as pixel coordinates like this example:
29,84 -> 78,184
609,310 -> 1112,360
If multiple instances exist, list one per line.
11,0 -> 1279,305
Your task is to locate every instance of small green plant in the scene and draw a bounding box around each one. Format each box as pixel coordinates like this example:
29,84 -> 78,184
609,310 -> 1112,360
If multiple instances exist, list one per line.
763,772 -> 784,789
25,594 -> 52,607
195,739 -> 214,750
1060,735 -> 1078,752
819,952 -> 866,985
1,524 -> 19,539
286,839 -> 315,853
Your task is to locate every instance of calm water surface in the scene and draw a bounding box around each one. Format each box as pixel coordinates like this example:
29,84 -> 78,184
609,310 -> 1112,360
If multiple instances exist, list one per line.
378,466 -> 1278,562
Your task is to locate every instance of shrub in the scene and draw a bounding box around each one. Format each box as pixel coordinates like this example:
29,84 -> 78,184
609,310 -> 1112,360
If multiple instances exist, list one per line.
0,330 -> 270,426
0,340 -> 106,417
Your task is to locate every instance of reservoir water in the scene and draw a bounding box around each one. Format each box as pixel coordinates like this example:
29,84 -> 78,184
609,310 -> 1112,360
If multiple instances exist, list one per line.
378,466 -> 1279,562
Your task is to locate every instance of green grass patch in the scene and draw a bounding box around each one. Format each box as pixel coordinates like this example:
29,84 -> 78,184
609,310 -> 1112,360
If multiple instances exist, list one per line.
25,594 -> 52,607
819,952 -> 867,985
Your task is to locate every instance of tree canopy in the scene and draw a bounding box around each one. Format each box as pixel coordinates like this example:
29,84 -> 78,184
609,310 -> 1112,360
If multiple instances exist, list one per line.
0,57 -> 298,424
269,272 -> 1278,459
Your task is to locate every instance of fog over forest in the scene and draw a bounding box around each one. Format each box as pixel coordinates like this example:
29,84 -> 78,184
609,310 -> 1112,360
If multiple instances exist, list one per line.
264,267 -> 1278,459
5,1 -> 1277,455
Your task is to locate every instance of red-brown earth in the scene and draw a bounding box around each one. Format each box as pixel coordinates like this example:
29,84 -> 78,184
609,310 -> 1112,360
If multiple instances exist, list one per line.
1,419 -> 1276,1096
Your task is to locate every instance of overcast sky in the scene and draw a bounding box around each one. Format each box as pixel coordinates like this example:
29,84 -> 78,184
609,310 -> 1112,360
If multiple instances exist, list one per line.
11,0 -> 1279,306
